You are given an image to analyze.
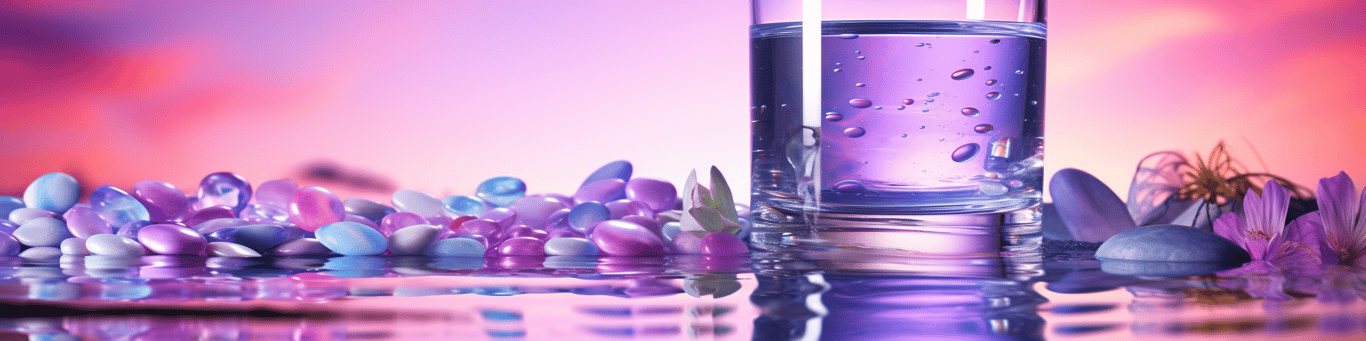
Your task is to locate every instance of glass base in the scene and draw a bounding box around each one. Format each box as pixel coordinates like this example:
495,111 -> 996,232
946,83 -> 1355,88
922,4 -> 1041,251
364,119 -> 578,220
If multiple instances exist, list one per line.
749,205 -> 1042,279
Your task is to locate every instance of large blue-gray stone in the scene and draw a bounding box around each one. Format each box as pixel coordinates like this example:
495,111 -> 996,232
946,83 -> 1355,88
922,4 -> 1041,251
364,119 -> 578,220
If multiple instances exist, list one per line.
1096,224 -> 1250,263
1050,168 -> 1137,242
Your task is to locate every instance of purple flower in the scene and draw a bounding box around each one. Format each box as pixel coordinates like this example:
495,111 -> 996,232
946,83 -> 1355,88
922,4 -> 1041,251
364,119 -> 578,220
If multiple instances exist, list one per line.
1214,180 -> 1324,276
1316,172 -> 1366,267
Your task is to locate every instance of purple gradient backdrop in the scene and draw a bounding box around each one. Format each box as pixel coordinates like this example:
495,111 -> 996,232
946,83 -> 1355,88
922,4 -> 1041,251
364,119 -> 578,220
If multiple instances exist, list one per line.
2,1 -> 1363,203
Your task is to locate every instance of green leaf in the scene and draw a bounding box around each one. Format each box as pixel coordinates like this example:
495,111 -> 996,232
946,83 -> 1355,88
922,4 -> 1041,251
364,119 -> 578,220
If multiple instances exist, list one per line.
688,206 -> 729,233
709,166 -> 739,222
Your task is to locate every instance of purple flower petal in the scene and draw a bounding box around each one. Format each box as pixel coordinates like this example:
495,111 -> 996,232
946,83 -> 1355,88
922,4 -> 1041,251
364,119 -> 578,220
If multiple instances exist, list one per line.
1268,212 -> 1324,275
1214,212 -> 1252,257
1217,260 -> 1279,277
1317,172 -> 1363,264
1258,180 -> 1291,236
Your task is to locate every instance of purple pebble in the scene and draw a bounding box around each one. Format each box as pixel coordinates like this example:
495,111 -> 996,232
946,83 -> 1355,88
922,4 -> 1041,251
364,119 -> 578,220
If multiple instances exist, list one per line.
621,215 -> 662,239
181,206 -> 237,228
254,179 -> 298,208
63,206 -> 112,238
505,225 -> 549,241
0,231 -> 19,256
671,231 -> 703,254
288,186 -> 346,232
605,199 -> 653,219
590,220 -> 667,256
457,219 -> 501,237
625,178 -> 678,212
530,193 -> 574,208
508,196 -> 564,229
543,208 -> 571,232
480,208 -> 517,228
138,224 -> 208,255
574,178 -> 627,204
345,214 -> 380,229
548,229 -> 585,239
117,220 -> 153,239
380,212 -> 427,236
699,232 -> 748,256
497,237 -> 546,256
192,217 -> 248,234
196,172 -> 253,213
132,181 -> 189,223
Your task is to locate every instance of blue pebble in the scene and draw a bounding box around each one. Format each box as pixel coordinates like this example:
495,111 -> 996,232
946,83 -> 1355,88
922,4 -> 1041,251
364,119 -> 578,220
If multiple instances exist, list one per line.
0,196 -> 24,220
1096,224 -> 1250,266
568,202 -> 610,232
544,237 -> 598,256
580,160 -> 633,188
0,220 -> 16,235
476,177 -> 527,207
425,237 -> 486,257
661,222 -> 682,242
116,220 -> 153,240
344,198 -> 396,222
90,185 -> 150,228
13,217 -> 73,247
322,255 -> 388,278
23,172 -> 80,214
197,172 -> 253,213
206,224 -> 289,253
0,231 -> 20,256
443,195 -> 491,216
315,221 -> 387,256
1050,168 -> 1137,243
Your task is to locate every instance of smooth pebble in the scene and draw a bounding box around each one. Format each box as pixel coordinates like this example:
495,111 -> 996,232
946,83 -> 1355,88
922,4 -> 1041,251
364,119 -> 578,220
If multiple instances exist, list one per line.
380,212 -> 427,236
59,238 -> 88,256
240,203 -> 290,223
497,237 -> 546,256
426,238 -> 486,257
181,206 -> 237,228
62,206 -> 112,239
9,208 -> 55,225
1096,224 -> 1251,264
574,178 -> 627,205
0,196 -> 25,220
344,198 -> 396,223
568,202 -> 610,232
288,186 -> 346,232
442,195 -> 489,216
625,178 -> 678,212
196,172 -> 253,213
670,231 -> 703,254
23,172 -> 80,214
580,160 -> 633,188
207,242 -> 262,258
388,224 -> 440,255
480,208 -> 517,228
86,234 -> 146,257
508,196 -> 563,229
90,185 -> 150,228
14,217 -> 72,247
660,222 -> 682,242
137,224 -> 208,255
699,232 -> 749,255
116,220 -> 153,239
544,237 -> 598,256
19,247 -> 62,259
253,179 -> 298,208
391,189 -> 447,221
605,199 -> 653,219
315,221 -> 387,256
1050,168 -> 1138,243
192,217 -> 249,234
268,238 -> 332,256
457,219 -> 501,237
476,176 -> 527,207
589,220 -> 667,256
0,231 -> 19,256
131,181 -> 189,223
205,224 -> 289,253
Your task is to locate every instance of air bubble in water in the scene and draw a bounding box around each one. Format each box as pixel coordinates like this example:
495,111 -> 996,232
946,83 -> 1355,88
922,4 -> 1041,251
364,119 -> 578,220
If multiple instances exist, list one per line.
835,62 -> 842,66
873,106 -> 882,110
833,68 -> 842,72
951,69 -> 975,80
985,79 -> 997,86
848,98 -> 872,108
974,124 -> 994,133
989,39 -> 1001,44
961,107 -> 979,117
839,34 -> 858,39
927,92 -> 940,97
1030,100 -> 1039,105
951,143 -> 980,163
855,83 -> 865,87
919,125 -> 926,129
925,98 -> 935,103
896,105 -> 905,110
903,99 -> 914,105
843,127 -> 866,138
824,112 -> 843,122
984,66 -> 992,70
857,56 -> 866,60
1015,70 -> 1024,75
901,134 -> 908,138
833,180 -> 865,193
980,182 -> 1008,195
921,108 -> 930,113
916,43 -> 925,47
985,92 -> 1001,100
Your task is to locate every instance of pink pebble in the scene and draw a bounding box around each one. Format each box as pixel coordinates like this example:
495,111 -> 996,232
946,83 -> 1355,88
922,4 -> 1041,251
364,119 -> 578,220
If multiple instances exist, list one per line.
457,219 -> 501,237
505,225 -> 549,241
181,206 -> 236,228
63,206 -> 112,239
131,181 -> 189,223
699,232 -> 748,256
287,186 -> 346,232
380,212 -> 427,236
625,178 -> 678,212
590,220 -> 667,256
621,215 -> 662,238
605,199 -> 653,219
671,231 -> 703,254
497,237 -> 546,256
138,224 -> 208,255
480,208 -> 517,228
254,179 -> 299,208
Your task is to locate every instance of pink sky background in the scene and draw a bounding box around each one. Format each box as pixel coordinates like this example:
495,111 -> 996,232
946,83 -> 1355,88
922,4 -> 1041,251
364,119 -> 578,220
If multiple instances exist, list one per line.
1,0 -> 1363,204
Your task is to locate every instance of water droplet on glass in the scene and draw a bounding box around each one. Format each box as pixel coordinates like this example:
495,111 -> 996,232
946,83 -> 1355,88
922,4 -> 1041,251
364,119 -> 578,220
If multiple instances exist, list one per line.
951,69 -> 975,80
919,125 -> 926,129
983,66 -> 992,70
901,134 -> 908,138
873,106 -> 882,110
974,124 -> 994,133
839,34 -> 858,39
973,50 -> 979,53
915,43 -> 925,47
1015,70 -> 1024,75
925,98 -> 935,103
951,143 -> 981,163
985,79 -> 997,86
896,105 -> 905,110
848,98 -> 872,108
857,56 -> 866,60
843,127 -> 866,138
985,92 -> 1001,100
927,92 -> 940,97
854,50 -> 861,54
824,113 -> 843,122
980,182 -> 1008,195
961,107 -> 979,117
833,68 -> 842,72
989,39 -> 1001,44
833,180 -> 865,193
903,99 -> 914,105
855,83 -> 865,87
921,108 -> 930,113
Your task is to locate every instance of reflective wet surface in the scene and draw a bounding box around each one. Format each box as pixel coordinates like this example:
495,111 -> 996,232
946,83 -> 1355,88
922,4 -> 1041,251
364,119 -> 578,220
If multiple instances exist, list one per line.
2,244 -> 1365,340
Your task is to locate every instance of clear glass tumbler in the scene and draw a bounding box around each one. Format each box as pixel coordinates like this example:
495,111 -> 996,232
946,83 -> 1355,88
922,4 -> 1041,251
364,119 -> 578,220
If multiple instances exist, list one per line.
749,0 -> 1046,260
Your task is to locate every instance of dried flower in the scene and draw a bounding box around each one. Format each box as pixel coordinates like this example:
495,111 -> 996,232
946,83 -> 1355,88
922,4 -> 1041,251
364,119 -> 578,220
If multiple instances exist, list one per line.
1180,141 -> 1312,226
